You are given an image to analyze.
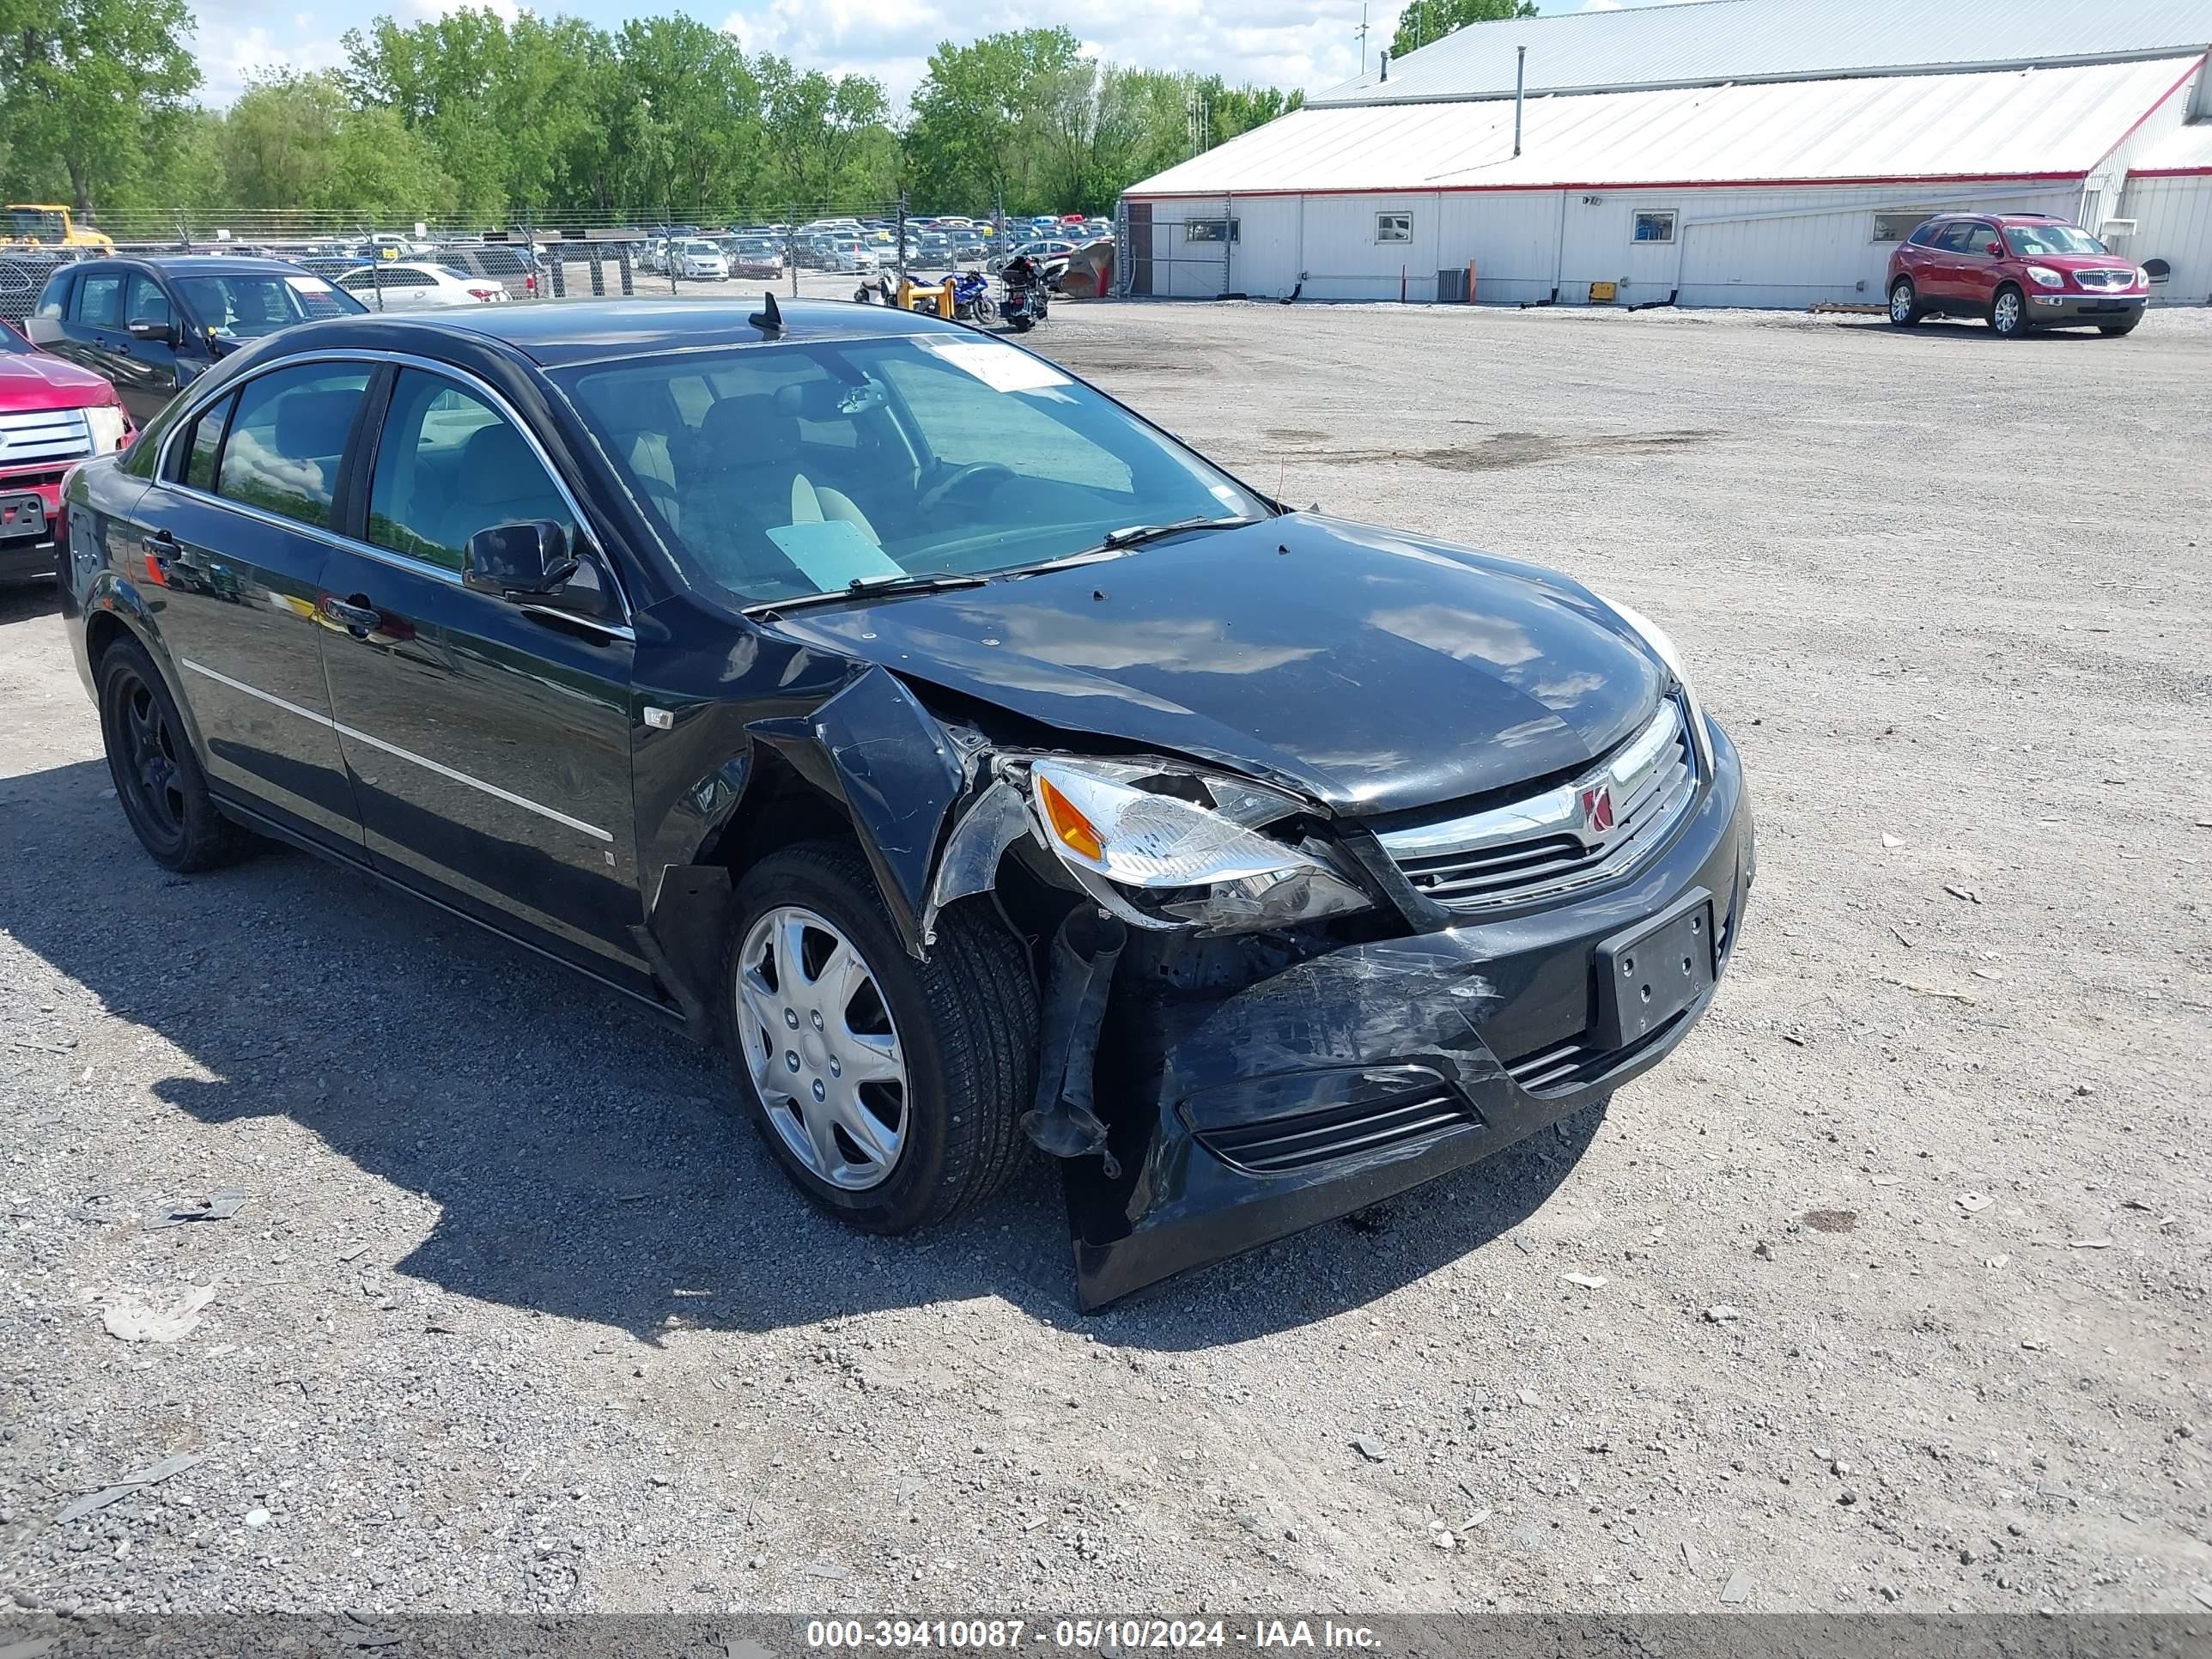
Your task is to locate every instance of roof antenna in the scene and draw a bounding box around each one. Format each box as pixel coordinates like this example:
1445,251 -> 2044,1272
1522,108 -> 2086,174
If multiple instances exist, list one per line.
749,290 -> 783,335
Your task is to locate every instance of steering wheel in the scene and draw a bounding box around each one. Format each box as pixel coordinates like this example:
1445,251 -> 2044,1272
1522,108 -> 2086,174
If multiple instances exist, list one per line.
916,462 -> 1015,515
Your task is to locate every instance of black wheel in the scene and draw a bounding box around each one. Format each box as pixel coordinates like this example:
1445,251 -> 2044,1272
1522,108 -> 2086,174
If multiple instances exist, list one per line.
97,637 -> 248,872
1009,313 -> 1034,333
2099,319 -> 2140,337
1887,277 -> 1922,327
717,841 -> 1037,1234
1990,284 -> 2028,338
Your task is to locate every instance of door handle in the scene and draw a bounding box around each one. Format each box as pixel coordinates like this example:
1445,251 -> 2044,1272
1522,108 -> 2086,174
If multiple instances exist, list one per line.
140,532 -> 177,557
319,594 -> 382,634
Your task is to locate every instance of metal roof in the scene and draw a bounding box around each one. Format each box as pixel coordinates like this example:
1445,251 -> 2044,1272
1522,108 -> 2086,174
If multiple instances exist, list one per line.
1129,58 -> 2196,197
2136,119 -> 2212,172
1315,0 -> 2212,107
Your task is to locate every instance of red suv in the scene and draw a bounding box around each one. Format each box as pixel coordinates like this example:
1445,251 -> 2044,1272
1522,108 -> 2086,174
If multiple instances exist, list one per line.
0,319 -> 129,583
1887,213 -> 2148,338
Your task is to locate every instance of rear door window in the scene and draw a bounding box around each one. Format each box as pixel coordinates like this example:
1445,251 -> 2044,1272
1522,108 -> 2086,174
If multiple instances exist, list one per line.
74,272 -> 125,329
215,364 -> 372,530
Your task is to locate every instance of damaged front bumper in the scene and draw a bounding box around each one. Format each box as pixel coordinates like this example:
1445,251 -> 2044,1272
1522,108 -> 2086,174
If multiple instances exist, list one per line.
1066,722 -> 1754,1308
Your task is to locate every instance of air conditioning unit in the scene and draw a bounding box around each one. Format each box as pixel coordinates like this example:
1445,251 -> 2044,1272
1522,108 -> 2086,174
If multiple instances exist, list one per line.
2100,218 -> 2138,240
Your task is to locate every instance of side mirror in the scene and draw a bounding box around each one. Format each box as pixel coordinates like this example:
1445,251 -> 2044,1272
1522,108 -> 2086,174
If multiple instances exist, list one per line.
462,520 -> 576,600
128,317 -> 177,345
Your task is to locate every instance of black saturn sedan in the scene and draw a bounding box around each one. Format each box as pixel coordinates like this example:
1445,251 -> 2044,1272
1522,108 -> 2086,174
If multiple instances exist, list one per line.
58,295 -> 1753,1306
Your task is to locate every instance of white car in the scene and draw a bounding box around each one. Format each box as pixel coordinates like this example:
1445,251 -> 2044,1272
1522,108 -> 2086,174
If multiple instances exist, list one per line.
672,239 -> 730,281
333,263 -> 511,311
827,240 -> 882,274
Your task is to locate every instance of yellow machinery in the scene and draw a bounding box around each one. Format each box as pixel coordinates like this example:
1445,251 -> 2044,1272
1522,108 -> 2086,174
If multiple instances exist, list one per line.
895,277 -> 954,319
2,205 -> 113,250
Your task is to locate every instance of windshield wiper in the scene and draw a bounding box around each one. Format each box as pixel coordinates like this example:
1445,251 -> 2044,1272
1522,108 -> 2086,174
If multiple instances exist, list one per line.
1004,515 -> 1260,580
748,571 -> 988,617
1101,514 -> 1259,550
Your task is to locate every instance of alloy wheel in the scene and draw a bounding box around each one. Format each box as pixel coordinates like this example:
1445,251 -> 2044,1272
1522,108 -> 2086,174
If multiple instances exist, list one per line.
1889,283 -> 1913,323
1994,291 -> 2022,334
114,668 -> 186,848
734,905 -> 908,1191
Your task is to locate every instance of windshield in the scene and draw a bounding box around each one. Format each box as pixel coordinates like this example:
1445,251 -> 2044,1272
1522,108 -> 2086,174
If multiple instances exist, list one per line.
2003,223 -> 2109,257
177,271 -> 365,338
556,331 -> 1267,607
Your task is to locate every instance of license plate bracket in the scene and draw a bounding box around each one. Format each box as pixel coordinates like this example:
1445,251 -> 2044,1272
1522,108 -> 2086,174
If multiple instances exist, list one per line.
0,490 -> 46,542
1593,890 -> 1716,1053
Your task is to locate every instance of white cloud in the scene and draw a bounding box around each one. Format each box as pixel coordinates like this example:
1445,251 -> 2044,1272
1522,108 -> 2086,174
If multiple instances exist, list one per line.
191,7 -> 349,105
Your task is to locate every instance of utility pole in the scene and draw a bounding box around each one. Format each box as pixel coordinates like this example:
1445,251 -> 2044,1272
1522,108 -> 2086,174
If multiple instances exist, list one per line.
1356,2 -> 1370,76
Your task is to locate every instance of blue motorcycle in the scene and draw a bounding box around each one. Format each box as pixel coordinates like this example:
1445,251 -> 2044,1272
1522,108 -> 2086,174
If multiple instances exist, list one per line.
944,269 -> 994,324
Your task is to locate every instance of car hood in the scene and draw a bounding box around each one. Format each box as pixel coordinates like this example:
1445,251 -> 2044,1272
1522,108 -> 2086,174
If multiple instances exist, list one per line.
763,514 -> 1665,817
0,349 -> 116,410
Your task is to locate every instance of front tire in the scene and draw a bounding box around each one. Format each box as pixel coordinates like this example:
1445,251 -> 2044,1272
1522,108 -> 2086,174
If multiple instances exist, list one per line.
97,637 -> 249,873
717,842 -> 1037,1234
1887,278 -> 1922,327
1990,284 -> 2028,338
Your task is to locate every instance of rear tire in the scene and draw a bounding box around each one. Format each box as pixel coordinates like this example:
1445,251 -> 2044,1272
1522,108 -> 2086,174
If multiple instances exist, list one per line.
1990,284 -> 2028,338
97,637 -> 249,873
1887,278 -> 1922,327
716,841 -> 1037,1235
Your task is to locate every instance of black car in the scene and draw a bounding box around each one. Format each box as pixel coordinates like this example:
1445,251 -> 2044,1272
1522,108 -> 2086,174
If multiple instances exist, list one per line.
58,297 -> 1753,1306
27,256 -> 367,425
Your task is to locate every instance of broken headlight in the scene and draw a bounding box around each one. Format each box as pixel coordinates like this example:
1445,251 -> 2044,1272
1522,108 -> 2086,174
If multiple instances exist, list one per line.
1024,757 -> 1371,934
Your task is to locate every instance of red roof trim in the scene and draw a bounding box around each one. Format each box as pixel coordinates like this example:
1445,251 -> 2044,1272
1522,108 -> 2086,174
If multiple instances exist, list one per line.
1128,171 -> 2089,201
2126,166 -> 2212,179
2087,58 -> 2207,175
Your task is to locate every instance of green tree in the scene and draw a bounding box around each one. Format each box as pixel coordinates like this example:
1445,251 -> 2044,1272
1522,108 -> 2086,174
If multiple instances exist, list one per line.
757,57 -> 893,210
905,28 -> 1081,216
611,16 -> 764,213
1389,0 -> 1534,61
220,70 -> 455,218
0,0 -> 199,216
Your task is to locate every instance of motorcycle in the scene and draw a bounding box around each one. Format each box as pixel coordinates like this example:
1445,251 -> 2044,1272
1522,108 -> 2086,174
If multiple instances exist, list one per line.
999,254 -> 1048,333
945,269 -> 994,323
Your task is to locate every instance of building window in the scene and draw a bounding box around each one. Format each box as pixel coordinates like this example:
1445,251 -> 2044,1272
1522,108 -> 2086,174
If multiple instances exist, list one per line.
1872,210 -> 1937,244
1376,211 -> 1413,244
1632,210 -> 1676,245
1184,218 -> 1239,244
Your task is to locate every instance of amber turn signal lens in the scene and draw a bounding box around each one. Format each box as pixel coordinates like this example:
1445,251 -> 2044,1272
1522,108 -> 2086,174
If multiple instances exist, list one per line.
1035,773 -> 1104,863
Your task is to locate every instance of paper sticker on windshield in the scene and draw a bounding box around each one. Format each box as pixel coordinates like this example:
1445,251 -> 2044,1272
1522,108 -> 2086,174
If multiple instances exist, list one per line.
914,336 -> 1070,393
767,520 -> 903,591
284,275 -> 335,295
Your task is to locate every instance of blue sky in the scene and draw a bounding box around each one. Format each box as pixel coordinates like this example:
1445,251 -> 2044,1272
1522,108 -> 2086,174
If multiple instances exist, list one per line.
190,0 -> 1680,112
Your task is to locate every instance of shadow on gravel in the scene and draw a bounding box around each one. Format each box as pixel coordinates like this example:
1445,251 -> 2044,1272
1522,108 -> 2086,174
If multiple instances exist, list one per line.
3,754 -> 1595,1352
0,579 -> 61,624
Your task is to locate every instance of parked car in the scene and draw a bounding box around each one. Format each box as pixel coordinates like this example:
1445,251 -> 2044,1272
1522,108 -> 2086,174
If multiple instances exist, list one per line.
27,256 -> 367,425
56,298 -> 1753,1306
334,263 -> 512,311
731,240 -> 785,279
443,242 -> 544,298
826,240 -> 881,274
0,320 -> 131,583
1887,213 -> 2148,337
671,239 -> 731,282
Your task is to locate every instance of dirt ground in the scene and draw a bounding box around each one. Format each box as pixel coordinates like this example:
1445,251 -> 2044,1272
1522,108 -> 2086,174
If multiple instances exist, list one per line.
2,298 -> 2209,1620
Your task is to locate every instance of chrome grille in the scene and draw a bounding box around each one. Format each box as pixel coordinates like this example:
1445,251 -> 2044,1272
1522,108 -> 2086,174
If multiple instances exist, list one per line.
1376,700 -> 1697,913
2073,268 -> 2135,292
0,406 -> 91,467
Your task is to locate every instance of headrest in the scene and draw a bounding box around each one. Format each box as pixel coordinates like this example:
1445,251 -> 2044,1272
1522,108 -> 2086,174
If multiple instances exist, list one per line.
273,389 -> 359,459
458,422 -> 539,486
698,394 -> 797,465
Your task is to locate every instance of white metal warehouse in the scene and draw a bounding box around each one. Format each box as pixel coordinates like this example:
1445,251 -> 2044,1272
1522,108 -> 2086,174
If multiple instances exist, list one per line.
1119,0 -> 2212,308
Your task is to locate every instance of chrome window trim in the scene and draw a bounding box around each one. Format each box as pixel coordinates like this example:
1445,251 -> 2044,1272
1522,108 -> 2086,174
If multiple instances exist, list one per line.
152,345 -> 635,632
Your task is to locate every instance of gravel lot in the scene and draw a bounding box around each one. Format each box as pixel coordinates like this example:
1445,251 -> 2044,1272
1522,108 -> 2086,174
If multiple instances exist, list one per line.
3,296 -> 2209,1620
